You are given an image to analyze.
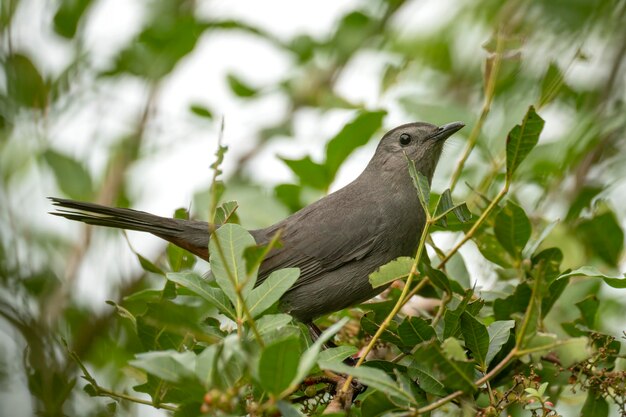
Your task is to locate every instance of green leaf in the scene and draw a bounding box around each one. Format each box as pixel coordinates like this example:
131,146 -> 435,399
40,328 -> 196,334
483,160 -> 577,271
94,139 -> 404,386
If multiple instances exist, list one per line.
434,189 -> 472,226
257,335 -> 301,395
245,268 -> 299,318
277,401 -> 306,417
189,103 -> 213,119
227,73 -> 258,98
320,361 -> 416,404
195,345 -> 218,388
407,360 -> 447,396
581,390 -> 609,417
130,350 -> 196,383
318,345 -> 358,363
209,224 -> 257,310
369,257 -> 413,288
406,157 -> 430,211
576,296 -> 599,328
506,106 -> 545,181
214,200 -> 238,224
485,320 -> 515,366
136,253 -> 165,275
412,342 -> 476,393
539,62 -> 567,107
557,266 -> 626,288
292,318 -> 348,386
576,210 -> 624,267
443,291 -> 472,339
460,312 -> 489,369
53,0 -> 92,39
43,150 -> 93,200
398,316 -> 436,348
325,110 -> 386,179
360,389 -> 402,417
473,231 -> 514,268
494,201 -> 531,258
5,53 -> 48,109
166,272 -> 235,319
255,314 -> 293,337
281,156 -> 329,190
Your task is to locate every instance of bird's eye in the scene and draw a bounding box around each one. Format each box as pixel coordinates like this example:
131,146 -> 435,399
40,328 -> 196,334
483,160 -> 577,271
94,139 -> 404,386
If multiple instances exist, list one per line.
399,133 -> 412,146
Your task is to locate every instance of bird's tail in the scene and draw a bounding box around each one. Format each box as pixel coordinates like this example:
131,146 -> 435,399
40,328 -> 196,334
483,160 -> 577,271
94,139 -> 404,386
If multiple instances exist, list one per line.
49,197 -> 212,260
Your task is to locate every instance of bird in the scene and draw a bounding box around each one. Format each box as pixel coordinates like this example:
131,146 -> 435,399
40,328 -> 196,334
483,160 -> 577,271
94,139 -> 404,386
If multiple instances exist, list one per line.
50,121 -> 464,333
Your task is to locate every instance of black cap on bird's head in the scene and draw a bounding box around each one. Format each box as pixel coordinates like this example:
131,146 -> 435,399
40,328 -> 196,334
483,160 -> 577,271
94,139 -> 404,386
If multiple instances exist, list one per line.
367,121 -> 465,181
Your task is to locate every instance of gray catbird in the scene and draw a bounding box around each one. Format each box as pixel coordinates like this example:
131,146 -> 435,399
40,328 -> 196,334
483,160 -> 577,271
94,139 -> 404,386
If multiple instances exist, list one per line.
50,121 -> 464,327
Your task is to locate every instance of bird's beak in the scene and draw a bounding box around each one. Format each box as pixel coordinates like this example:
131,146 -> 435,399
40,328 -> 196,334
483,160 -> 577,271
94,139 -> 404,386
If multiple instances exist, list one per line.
430,121 -> 465,141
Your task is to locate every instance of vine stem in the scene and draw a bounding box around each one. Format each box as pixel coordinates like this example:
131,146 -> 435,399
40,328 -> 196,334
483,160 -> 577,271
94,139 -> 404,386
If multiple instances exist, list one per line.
340,217 -> 433,393
449,30 -> 504,191
211,233 -> 264,347
438,183 -> 509,268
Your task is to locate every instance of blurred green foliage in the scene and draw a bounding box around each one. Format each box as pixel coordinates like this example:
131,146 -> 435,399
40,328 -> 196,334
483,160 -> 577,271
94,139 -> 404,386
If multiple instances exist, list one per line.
1,0 -> 626,416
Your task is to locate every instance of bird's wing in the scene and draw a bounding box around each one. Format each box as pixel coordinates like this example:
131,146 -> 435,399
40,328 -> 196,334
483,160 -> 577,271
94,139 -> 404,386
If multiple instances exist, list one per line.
253,192 -> 386,290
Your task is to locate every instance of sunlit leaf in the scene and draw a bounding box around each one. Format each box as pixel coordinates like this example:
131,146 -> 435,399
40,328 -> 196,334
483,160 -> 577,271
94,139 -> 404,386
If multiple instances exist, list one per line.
318,345 -> 358,363
485,320 -> 515,366
209,224 -> 257,309
130,350 -> 196,383
320,361 -> 416,404
166,272 -> 235,319
245,268 -> 299,318
558,266 -> 626,289
369,257 -> 413,288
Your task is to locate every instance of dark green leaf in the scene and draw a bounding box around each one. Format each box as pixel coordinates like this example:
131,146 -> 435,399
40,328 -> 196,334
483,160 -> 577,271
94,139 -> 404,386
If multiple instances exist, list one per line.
407,360 -> 447,396
506,106 -> 545,181
494,201 -> 531,258
189,104 -> 213,119
274,183 -> 302,212
325,110 -> 386,179
443,291 -> 472,339
227,73 -> 258,98
258,335 -> 300,395
576,296 -> 599,328
581,390 -> 609,417
460,312 -> 489,368
136,253 -> 165,275
245,268 -> 299,317
435,189 -> 472,226
281,156 -> 329,190
360,389 -> 402,417
566,186 -> 603,221
43,150 -> 93,200
53,0 -> 92,38
398,316 -> 436,348
412,342 -> 476,393
576,211 -> 624,267
473,231 -> 514,268
493,283 -> 531,320
369,257 -> 413,288
5,53 -> 48,109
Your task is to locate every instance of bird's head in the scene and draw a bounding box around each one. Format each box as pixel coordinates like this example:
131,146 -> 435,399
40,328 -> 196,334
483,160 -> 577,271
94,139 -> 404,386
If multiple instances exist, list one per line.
368,121 -> 465,183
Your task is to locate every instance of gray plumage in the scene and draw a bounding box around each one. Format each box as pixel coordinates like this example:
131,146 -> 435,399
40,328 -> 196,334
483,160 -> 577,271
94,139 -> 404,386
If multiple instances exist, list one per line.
50,121 -> 464,324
